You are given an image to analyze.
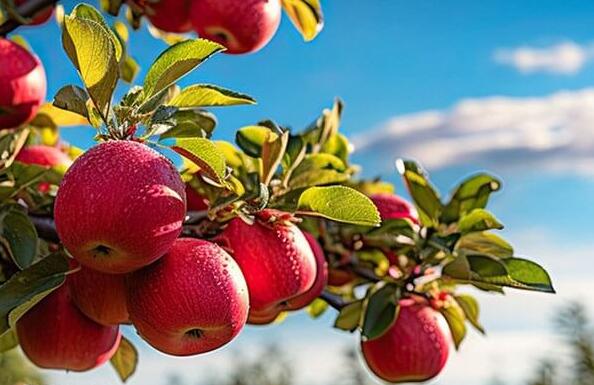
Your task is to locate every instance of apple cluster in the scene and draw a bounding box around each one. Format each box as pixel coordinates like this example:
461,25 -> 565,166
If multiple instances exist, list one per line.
135,0 -> 282,54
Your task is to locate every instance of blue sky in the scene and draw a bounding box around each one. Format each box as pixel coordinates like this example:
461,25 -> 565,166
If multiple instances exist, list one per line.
14,1 -> 594,384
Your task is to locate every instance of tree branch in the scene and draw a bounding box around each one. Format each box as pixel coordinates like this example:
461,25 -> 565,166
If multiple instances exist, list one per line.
320,290 -> 346,310
0,0 -> 58,36
30,211 -> 209,245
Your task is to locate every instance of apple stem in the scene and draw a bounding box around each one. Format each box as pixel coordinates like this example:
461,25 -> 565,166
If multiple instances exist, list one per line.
0,0 -> 59,36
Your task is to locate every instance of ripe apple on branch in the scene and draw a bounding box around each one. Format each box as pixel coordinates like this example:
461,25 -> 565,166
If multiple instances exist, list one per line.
0,2 -> 556,385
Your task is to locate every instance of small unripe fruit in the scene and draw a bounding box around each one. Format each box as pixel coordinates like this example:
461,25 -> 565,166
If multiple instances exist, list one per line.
218,213 -> 317,314
55,140 -> 186,274
16,283 -> 121,371
286,232 -> 328,310
0,39 -> 46,129
69,266 -> 129,326
127,238 -> 249,356
189,0 -> 281,54
15,0 -> 54,25
371,193 -> 419,224
361,298 -> 450,383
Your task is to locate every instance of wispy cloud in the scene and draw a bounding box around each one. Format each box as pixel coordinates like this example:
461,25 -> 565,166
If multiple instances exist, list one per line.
354,88 -> 594,175
494,41 -> 594,75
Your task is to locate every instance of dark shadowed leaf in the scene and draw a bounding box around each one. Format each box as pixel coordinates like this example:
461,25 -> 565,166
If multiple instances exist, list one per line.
362,284 -> 400,340
0,207 -> 38,269
0,251 -> 70,335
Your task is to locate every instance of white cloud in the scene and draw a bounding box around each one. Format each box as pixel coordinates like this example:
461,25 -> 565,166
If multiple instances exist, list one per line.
494,41 -> 594,75
354,88 -> 594,174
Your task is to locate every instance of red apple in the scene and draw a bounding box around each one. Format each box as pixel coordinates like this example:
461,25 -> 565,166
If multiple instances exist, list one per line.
16,145 -> 72,168
16,283 -> 121,371
371,193 -> 419,224
54,140 -> 186,274
15,0 -> 54,25
186,184 -> 209,211
286,232 -> 328,310
0,39 -> 46,129
69,266 -> 129,326
142,0 -> 192,33
189,0 -> 281,54
361,298 -> 450,383
217,211 -> 317,315
127,238 -> 249,356
247,306 -> 281,325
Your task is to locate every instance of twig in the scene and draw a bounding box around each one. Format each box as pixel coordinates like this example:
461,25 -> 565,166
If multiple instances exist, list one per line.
0,0 -> 58,36
320,290 -> 346,310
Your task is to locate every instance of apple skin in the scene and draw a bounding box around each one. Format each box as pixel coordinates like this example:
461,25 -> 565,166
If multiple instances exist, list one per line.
0,39 -> 46,129
15,0 -> 54,25
16,145 -> 72,168
69,266 -> 129,326
185,184 -> 209,211
218,213 -> 317,315
370,193 -> 419,224
247,306 -> 281,325
127,238 -> 249,356
16,283 -> 121,371
361,298 -> 450,383
189,0 -> 281,54
142,0 -> 192,33
54,140 -> 186,274
285,232 -> 328,310
328,268 -> 356,286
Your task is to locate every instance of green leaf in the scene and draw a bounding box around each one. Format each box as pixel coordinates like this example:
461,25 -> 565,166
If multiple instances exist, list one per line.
168,84 -> 256,108
440,302 -> 467,349
458,209 -> 503,234
454,294 -> 485,334
321,133 -> 350,163
289,153 -> 349,190
297,186 -> 381,226
0,329 -> 18,353
442,173 -> 502,223
143,39 -> 224,99
171,138 -> 226,184
236,125 -> 272,157
502,258 -> 555,293
457,231 -> 514,258
53,85 -> 91,121
306,298 -> 328,318
362,284 -> 400,340
62,7 -> 119,119
396,159 -> 442,227
159,109 -> 217,140
334,300 -> 363,332
120,55 -> 140,84
0,207 -> 38,270
281,0 -> 324,41
261,130 -> 289,185
110,336 -> 138,383
70,3 -> 123,63
0,252 -> 70,335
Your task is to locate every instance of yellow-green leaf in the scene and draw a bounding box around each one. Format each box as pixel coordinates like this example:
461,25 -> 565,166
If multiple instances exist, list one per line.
168,84 -> 255,108
171,138 -> 226,184
110,336 -> 138,383
282,0 -> 323,41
